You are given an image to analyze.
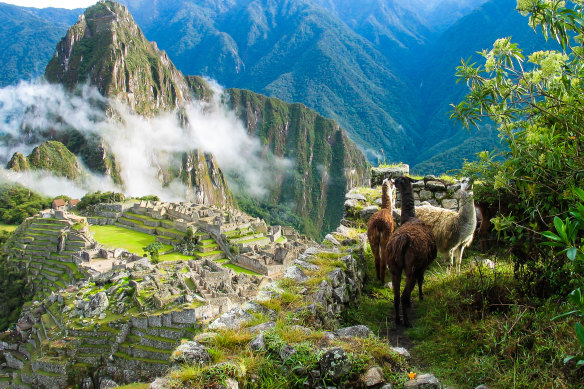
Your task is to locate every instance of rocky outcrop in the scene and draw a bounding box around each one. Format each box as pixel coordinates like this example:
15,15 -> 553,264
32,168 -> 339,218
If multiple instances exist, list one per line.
227,87 -> 371,238
7,140 -> 85,180
45,1 -> 189,116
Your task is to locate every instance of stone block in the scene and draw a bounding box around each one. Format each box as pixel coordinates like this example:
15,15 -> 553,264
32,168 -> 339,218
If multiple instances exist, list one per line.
147,315 -> 162,327
442,199 -> 458,210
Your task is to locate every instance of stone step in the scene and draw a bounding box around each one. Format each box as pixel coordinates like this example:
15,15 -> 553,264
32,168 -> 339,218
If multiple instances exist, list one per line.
194,251 -> 224,261
117,345 -> 172,363
127,333 -> 178,351
195,243 -> 219,253
115,221 -> 156,235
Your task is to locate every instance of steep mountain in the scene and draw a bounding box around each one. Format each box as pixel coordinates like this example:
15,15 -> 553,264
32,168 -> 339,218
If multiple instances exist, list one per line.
6,140 -> 84,180
120,0 -> 421,163
226,85 -> 370,237
2,1 -> 369,238
0,3 -> 82,87
43,1 -> 233,206
44,1 -> 190,116
411,0 -> 558,173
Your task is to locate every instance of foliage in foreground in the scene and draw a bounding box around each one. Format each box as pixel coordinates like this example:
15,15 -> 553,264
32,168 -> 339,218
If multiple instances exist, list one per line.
453,0 -> 584,297
347,247 -> 583,388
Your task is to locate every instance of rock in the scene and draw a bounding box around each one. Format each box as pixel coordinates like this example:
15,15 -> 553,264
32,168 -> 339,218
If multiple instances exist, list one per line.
99,378 -> 118,389
403,373 -> 442,389
345,193 -> 367,201
335,224 -> 352,237
222,378 -> 239,389
86,292 -> 109,317
341,238 -> 358,246
98,313 -> 107,320
336,325 -> 373,339
391,347 -> 411,359
149,377 -> 170,389
293,259 -> 320,271
242,302 -> 277,318
209,308 -> 252,330
380,385 -> 393,389
249,334 -> 266,351
194,332 -> 218,343
280,344 -> 297,362
325,234 -> 341,246
426,180 -> 446,191
283,266 -> 309,282
361,366 -> 384,387
419,190 -> 433,201
441,198 -> 458,210
328,269 -> 345,288
247,321 -> 276,334
475,386 -> 489,389
290,325 -> 312,335
171,341 -> 211,365
344,199 -> 360,210
360,205 -> 379,221
320,347 -> 351,381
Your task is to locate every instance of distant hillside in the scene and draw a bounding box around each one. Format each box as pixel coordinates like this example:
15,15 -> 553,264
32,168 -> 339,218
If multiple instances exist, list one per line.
410,0 -> 558,173
2,1 -> 370,239
0,3 -> 81,86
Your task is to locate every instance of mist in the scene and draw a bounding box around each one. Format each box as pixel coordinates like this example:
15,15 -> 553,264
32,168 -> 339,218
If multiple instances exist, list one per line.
0,80 -> 292,202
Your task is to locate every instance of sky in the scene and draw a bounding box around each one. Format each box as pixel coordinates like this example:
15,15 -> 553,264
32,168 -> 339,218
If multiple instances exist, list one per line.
1,0 -> 97,9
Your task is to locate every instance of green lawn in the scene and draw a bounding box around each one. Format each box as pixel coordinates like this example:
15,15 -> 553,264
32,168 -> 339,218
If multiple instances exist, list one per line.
222,263 -> 262,276
0,223 -> 17,232
159,252 -> 195,262
90,225 -> 172,256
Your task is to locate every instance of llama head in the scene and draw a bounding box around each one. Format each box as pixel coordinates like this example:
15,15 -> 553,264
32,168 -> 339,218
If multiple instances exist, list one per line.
394,176 -> 415,192
458,180 -> 474,202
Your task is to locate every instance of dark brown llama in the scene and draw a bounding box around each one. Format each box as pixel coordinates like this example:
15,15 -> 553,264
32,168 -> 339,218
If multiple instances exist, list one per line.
367,179 -> 396,281
381,176 -> 437,327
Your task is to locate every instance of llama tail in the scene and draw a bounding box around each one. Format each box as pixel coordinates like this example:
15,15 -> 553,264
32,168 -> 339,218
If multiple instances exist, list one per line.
388,233 -> 410,269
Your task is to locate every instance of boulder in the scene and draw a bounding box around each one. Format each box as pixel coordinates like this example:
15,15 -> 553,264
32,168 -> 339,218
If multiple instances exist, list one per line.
293,259 -> 320,271
86,292 -> 109,317
280,344 -> 297,362
241,302 -> 277,318
320,347 -> 351,381
404,373 -> 442,389
360,205 -> 380,221
345,193 -> 367,201
361,366 -> 384,387
391,347 -> 411,359
149,377 -> 170,389
249,334 -> 266,351
283,266 -> 309,282
247,321 -> 276,334
324,234 -> 341,246
336,325 -> 373,339
208,308 -> 252,330
99,378 -> 118,389
171,341 -> 211,365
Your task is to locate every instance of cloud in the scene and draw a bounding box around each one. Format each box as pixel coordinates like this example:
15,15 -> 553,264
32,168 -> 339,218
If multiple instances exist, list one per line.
0,80 -> 292,202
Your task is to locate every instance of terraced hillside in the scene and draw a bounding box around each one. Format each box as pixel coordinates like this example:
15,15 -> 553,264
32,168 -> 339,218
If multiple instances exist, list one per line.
3,215 -> 91,301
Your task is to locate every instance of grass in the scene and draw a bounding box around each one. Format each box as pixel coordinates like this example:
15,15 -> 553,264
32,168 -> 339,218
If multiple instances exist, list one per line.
222,263 -> 262,276
0,223 -> 17,232
113,384 -> 149,389
89,225 -> 172,255
343,246 -> 584,389
159,252 -> 195,262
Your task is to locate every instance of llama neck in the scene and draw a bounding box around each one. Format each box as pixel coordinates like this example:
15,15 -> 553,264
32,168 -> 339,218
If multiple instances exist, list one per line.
381,184 -> 392,210
458,192 -> 476,225
400,187 -> 416,224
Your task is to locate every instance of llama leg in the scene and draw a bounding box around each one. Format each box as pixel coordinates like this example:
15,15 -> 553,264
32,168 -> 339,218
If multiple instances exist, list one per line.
380,258 -> 386,284
455,246 -> 462,272
417,273 -> 424,301
401,276 -> 417,327
391,272 -> 401,325
374,247 -> 380,281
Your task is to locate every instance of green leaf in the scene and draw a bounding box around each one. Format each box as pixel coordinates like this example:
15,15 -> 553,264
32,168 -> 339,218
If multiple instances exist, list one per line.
576,323 -> 584,348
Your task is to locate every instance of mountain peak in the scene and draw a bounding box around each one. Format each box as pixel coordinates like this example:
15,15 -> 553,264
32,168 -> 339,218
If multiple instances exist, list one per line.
45,0 -> 190,116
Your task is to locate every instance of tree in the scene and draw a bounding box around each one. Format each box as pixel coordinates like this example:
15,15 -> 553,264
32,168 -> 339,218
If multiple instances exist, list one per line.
452,0 -> 584,295
143,242 -> 164,264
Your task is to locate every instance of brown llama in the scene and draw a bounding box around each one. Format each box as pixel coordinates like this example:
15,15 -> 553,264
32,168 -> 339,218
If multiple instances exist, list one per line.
476,201 -> 498,252
367,179 -> 396,281
381,176 -> 437,327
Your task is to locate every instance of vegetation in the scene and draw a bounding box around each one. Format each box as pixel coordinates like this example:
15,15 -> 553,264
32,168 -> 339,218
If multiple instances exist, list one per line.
0,184 -> 51,224
89,225 -> 170,255
0,230 -> 32,331
143,242 -> 163,264
77,191 -> 125,210
452,0 -> 584,297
